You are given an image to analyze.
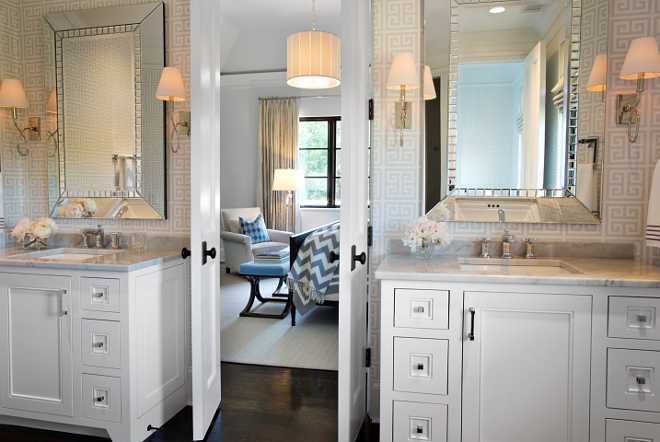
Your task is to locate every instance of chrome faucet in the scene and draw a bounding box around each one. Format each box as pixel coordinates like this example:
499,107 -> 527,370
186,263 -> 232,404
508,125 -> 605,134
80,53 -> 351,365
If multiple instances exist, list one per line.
478,237 -> 494,258
522,238 -> 539,259
81,224 -> 105,249
501,229 -> 515,259
498,208 -> 506,223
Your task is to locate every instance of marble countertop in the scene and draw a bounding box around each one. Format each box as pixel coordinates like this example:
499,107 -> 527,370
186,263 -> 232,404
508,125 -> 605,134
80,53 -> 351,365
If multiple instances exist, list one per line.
0,247 -> 183,272
375,254 -> 660,288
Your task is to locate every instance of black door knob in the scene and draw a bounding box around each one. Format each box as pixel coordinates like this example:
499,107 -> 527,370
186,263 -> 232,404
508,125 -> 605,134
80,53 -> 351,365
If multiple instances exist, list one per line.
181,247 -> 191,260
202,241 -> 217,265
351,245 -> 367,271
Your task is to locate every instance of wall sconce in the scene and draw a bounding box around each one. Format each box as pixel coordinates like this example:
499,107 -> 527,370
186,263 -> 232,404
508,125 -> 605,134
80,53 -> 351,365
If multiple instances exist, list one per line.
587,54 -> 607,102
386,53 -> 420,146
617,37 -> 660,143
423,66 -> 437,101
272,168 -> 304,232
0,79 -> 40,156
46,87 -> 59,158
156,67 -> 190,153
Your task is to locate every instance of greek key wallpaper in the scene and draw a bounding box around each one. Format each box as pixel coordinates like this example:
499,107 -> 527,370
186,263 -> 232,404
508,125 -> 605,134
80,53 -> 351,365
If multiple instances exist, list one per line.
370,0 -> 660,418
0,0 -> 190,247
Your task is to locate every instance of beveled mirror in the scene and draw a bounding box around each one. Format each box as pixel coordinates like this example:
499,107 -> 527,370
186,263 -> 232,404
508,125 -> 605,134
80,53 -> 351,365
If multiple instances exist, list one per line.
44,3 -> 167,220
424,0 -> 608,224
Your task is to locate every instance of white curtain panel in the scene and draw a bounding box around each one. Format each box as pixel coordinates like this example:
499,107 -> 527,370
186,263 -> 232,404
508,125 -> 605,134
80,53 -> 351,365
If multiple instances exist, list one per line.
257,97 -> 300,231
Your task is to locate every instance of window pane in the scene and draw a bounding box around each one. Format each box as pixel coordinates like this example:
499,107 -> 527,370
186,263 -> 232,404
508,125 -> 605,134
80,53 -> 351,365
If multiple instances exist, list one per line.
336,121 -> 341,149
335,149 -> 341,177
302,178 -> 328,206
300,150 -> 328,177
335,178 -> 341,205
299,121 -> 329,149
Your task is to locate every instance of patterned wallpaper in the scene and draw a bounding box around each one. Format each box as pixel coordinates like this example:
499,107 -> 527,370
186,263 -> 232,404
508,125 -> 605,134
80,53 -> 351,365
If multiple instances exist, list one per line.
370,0 -> 660,415
1,0 -> 190,247
62,33 -> 135,191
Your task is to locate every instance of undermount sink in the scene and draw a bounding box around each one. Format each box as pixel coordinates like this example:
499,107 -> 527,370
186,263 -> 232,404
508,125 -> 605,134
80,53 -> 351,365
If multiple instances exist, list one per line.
10,248 -> 118,262
457,257 -> 583,275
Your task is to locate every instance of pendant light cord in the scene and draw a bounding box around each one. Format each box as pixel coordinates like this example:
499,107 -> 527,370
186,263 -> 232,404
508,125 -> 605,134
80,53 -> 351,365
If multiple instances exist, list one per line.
312,0 -> 315,30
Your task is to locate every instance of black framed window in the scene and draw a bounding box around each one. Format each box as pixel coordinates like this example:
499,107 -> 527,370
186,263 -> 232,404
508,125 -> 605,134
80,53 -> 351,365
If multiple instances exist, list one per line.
298,116 -> 341,207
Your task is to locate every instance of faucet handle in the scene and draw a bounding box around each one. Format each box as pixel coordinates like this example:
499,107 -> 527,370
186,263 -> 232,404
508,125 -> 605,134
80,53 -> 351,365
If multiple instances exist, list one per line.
522,238 -> 539,244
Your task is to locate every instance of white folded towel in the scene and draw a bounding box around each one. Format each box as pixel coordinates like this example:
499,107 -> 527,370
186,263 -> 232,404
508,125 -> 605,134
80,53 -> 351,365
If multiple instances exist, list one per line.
646,160 -> 660,247
0,173 -> 4,234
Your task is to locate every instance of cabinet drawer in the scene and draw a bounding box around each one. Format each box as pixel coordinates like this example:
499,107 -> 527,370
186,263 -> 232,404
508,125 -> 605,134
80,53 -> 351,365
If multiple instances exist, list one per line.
606,419 -> 660,441
393,401 -> 447,442
82,374 -> 121,423
393,337 -> 448,395
81,319 -> 121,369
609,297 -> 660,340
80,277 -> 120,313
607,348 -> 660,413
394,289 -> 449,330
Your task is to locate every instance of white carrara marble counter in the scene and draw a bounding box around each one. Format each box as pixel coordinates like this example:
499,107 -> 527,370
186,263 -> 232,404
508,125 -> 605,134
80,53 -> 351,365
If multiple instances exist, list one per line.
375,253 -> 660,288
0,246 -> 182,272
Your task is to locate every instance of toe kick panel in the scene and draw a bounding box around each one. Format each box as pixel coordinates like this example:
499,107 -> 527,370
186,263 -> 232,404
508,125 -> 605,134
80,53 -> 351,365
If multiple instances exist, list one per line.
394,337 -> 448,395
393,401 -> 447,442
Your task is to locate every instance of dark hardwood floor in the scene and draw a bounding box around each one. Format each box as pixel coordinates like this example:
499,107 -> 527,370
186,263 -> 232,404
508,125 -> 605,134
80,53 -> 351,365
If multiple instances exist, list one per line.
0,363 -> 379,442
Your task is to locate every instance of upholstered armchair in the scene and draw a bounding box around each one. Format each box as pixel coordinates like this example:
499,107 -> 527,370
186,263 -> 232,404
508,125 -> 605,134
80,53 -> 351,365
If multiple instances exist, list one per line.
220,207 -> 292,274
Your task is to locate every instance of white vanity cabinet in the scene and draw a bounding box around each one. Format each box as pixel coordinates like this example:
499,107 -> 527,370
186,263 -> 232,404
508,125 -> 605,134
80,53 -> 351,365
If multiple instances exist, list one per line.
378,268 -> 660,442
0,257 -> 189,442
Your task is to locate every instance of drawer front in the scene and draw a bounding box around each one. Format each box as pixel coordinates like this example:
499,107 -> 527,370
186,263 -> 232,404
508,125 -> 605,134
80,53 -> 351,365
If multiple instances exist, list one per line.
80,277 -> 121,313
82,374 -> 121,423
81,319 -> 121,369
606,419 -> 660,441
607,348 -> 660,413
394,337 -> 448,395
394,289 -> 449,330
393,401 -> 447,442
609,297 -> 660,341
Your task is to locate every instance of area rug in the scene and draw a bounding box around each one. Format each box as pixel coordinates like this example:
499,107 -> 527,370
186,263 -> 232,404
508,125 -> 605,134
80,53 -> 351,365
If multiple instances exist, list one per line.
220,267 -> 339,371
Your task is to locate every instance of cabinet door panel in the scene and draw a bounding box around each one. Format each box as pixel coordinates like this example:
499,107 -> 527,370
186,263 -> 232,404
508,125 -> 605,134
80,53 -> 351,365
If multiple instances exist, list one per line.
0,273 -> 73,416
462,292 -> 592,442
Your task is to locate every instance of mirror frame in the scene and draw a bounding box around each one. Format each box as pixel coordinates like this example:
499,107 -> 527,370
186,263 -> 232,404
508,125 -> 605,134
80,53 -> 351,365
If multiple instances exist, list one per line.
446,0 -> 581,198
43,3 -> 167,219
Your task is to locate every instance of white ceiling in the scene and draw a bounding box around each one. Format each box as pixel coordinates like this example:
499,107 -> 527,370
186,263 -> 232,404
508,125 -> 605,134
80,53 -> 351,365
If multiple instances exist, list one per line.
220,0 -> 341,74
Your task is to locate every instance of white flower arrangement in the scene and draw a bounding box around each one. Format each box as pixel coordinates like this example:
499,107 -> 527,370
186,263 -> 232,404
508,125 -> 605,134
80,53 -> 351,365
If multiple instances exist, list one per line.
11,217 -> 58,242
57,198 -> 98,218
401,215 -> 452,250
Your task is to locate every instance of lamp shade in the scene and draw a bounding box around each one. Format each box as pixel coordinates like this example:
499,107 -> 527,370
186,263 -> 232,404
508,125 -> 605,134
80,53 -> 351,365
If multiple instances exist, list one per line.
272,169 -> 305,191
386,53 -> 420,91
587,54 -> 607,92
0,79 -> 29,108
46,87 -> 58,113
423,65 -> 437,100
287,30 -> 341,89
620,37 -> 660,80
156,67 -> 186,101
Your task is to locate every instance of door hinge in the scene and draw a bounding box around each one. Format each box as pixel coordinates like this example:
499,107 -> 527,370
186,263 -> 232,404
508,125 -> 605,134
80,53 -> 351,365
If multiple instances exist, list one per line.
368,99 -> 374,121
367,225 -> 373,247
366,348 -> 371,368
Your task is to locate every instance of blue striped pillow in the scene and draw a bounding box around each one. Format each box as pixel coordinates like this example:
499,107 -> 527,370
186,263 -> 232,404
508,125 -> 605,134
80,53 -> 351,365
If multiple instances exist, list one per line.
239,214 -> 270,244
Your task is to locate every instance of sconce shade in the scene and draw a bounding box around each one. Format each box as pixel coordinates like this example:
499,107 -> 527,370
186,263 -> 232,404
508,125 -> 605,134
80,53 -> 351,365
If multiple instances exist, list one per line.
272,169 -> 305,191
156,67 -> 186,101
287,30 -> 341,89
0,79 -> 29,108
620,37 -> 660,80
386,53 -> 420,91
423,66 -> 437,100
587,54 -> 607,92
46,87 -> 58,113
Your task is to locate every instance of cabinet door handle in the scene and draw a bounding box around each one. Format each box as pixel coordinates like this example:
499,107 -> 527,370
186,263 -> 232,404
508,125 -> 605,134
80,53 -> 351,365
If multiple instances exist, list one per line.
468,308 -> 476,341
96,396 -> 105,402
416,426 -> 424,434
94,342 -> 104,348
637,314 -> 647,323
637,376 -> 646,385
60,289 -> 68,316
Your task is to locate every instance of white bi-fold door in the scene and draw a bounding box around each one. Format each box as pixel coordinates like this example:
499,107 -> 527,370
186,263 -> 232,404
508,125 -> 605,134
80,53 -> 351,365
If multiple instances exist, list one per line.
462,291 -> 592,442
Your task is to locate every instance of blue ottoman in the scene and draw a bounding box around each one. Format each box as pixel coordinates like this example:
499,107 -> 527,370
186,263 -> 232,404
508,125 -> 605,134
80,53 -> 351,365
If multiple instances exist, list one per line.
238,261 -> 291,319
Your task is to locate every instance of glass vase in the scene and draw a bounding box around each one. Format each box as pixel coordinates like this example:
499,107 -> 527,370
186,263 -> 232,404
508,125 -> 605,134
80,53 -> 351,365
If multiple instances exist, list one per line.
23,237 -> 49,250
415,239 -> 435,260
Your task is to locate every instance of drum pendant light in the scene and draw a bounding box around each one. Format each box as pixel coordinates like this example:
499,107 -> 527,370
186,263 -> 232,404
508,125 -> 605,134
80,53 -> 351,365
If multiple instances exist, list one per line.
287,0 -> 341,89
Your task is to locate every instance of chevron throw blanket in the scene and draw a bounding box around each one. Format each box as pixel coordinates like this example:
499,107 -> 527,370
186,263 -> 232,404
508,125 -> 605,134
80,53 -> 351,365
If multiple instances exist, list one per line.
287,224 -> 340,316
